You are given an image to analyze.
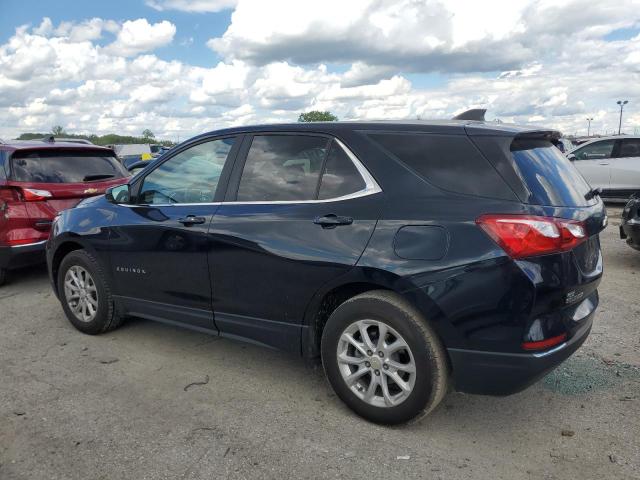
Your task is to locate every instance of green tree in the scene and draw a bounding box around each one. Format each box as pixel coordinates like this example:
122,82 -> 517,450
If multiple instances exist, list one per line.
51,125 -> 66,136
297,111 -> 338,122
142,129 -> 155,140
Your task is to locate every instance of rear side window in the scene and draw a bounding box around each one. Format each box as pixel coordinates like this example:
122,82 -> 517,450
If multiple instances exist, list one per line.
617,139 -> 640,158
10,150 -> 128,183
237,135 -> 329,201
367,133 -> 512,198
511,139 -> 592,207
318,141 -> 366,199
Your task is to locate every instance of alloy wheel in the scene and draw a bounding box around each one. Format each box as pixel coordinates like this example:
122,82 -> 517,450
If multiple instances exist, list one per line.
336,319 -> 416,408
64,265 -> 99,323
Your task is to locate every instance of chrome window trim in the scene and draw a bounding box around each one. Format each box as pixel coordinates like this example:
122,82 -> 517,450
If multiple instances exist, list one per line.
125,138 -> 382,207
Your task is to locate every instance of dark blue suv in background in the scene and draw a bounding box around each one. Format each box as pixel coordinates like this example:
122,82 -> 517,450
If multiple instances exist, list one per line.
46,118 -> 606,424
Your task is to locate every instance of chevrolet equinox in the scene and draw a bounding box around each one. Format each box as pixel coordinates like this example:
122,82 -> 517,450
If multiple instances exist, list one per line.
47,117 -> 606,424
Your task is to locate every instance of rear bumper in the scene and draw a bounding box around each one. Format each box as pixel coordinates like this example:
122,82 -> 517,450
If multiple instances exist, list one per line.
448,310 -> 593,396
0,240 -> 47,270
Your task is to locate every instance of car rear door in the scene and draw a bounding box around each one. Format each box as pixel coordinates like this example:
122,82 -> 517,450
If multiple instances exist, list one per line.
207,133 -> 382,352
609,138 -> 640,196
570,139 -> 615,191
108,135 -> 240,330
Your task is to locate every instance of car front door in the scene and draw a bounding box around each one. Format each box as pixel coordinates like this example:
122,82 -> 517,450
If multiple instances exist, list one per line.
570,139 -> 615,191
108,135 -> 240,330
610,138 -> 640,196
207,133 -> 382,352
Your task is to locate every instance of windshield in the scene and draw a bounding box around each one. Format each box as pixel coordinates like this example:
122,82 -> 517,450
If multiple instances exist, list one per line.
10,149 -> 129,183
511,139 -> 594,207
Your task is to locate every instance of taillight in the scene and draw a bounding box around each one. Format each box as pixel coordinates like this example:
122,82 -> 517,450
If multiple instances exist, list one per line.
0,186 -> 52,202
21,188 -> 53,201
476,214 -> 587,259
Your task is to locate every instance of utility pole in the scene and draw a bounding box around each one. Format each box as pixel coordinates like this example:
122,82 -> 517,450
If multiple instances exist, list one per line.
617,100 -> 628,135
586,117 -> 593,137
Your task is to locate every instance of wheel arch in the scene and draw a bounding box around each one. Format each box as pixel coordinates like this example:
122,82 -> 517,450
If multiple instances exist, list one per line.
301,267 -> 432,360
50,237 -> 99,295
301,266 -> 455,364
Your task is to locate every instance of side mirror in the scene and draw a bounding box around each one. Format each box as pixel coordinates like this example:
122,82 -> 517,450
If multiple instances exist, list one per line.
567,153 -> 576,161
127,161 -> 149,172
106,184 -> 131,204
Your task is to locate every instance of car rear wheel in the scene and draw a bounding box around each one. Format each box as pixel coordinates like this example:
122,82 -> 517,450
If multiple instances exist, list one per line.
57,250 -> 123,335
321,290 -> 449,424
0,268 -> 7,287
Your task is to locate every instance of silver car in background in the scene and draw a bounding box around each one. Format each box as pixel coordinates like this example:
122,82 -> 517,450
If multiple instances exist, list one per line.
567,136 -> 640,200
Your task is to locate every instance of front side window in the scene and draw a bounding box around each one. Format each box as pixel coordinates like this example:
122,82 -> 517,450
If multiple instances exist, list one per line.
573,140 -> 615,160
237,135 -> 329,201
139,137 -> 235,204
617,139 -> 640,158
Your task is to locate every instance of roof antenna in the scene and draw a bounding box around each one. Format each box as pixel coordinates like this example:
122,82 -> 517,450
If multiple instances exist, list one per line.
42,135 -> 55,143
452,108 -> 486,121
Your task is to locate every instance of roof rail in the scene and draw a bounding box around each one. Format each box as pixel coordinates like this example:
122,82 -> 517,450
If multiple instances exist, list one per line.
452,108 -> 486,121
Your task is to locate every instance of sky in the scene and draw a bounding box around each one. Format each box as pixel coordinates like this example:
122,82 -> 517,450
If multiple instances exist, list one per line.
0,0 -> 639,141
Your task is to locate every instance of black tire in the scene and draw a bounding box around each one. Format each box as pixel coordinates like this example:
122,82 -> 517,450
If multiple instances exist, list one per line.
57,250 -> 123,335
0,268 -> 7,287
321,290 -> 449,424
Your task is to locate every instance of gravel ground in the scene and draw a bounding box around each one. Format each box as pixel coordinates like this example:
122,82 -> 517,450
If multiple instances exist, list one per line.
1,206 -> 639,480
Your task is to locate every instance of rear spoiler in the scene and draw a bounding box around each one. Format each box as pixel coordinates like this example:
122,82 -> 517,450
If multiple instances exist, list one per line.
452,108 -> 486,121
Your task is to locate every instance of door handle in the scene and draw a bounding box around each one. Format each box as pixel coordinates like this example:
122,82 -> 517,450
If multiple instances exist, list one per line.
177,215 -> 206,226
313,214 -> 353,229
599,162 -> 610,165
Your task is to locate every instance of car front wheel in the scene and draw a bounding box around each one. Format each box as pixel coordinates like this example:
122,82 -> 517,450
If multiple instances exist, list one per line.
321,290 -> 449,424
57,250 -> 123,335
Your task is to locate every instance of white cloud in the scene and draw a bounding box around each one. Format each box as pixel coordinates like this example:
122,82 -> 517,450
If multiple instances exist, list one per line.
146,0 -> 238,12
1,3 -> 640,141
208,0 -> 639,74
104,19 -> 176,57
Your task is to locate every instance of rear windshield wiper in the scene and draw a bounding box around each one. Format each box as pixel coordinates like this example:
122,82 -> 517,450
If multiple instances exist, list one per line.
584,187 -> 602,201
83,174 -> 115,181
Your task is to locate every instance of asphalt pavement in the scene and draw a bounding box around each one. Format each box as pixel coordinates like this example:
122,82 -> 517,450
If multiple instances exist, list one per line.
0,206 -> 638,479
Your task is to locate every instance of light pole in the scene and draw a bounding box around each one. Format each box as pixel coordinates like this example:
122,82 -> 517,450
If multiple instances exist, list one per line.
617,100 -> 628,134
586,117 -> 593,137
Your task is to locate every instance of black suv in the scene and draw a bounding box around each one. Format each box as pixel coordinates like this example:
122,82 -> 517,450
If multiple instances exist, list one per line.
47,119 -> 606,424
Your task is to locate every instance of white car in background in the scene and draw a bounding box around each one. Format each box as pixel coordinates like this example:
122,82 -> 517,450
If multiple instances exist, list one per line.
567,136 -> 640,200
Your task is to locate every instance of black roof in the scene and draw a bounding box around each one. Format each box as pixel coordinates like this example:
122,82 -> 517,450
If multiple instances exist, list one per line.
189,119 -> 560,143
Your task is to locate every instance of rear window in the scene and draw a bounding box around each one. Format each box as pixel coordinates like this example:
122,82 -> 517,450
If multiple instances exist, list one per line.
367,133 -> 514,199
510,139 -> 593,207
10,149 -> 128,183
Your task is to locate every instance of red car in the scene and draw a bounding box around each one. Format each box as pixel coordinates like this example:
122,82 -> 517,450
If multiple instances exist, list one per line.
0,139 -> 130,285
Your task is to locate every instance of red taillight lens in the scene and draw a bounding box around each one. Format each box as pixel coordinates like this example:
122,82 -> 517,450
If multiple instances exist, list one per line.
476,214 -> 587,259
522,333 -> 567,351
21,188 -> 53,201
0,186 -> 52,203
